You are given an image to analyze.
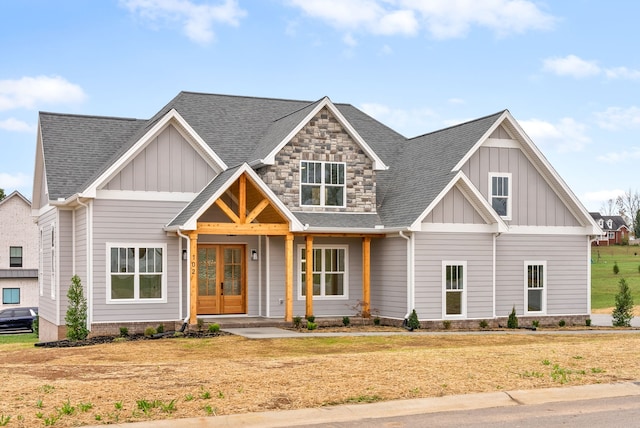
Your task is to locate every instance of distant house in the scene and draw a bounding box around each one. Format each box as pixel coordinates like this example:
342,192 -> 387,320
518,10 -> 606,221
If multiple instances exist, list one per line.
589,213 -> 630,245
0,191 -> 39,309
32,92 -> 601,341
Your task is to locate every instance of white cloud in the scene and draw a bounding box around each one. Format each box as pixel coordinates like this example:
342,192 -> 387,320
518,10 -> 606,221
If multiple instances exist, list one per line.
120,0 -> 247,44
448,98 -> 465,105
0,76 -> 86,111
359,102 -> 437,136
379,44 -> 393,55
343,33 -> 358,47
287,0 -> 553,40
542,55 -> 601,78
605,66 -> 640,80
594,106 -> 640,131
597,147 -> 640,163
0,118 -> 32,132
520,117 -> 590,152
582,189 -> 625,206
0,172 -> 31,190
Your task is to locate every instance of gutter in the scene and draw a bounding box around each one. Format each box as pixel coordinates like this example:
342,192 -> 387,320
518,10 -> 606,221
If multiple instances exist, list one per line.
176,229 -> 191,332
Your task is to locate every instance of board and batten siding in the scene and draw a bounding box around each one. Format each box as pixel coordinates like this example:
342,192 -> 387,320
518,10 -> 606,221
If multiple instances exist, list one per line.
495,234 -> 589,316
413,232 -> 494,319
103,125 -> 216,193
371,236 -> 408,319
461,146 -> 580,227
423,185 -> 486,224
91,199 -> 186,323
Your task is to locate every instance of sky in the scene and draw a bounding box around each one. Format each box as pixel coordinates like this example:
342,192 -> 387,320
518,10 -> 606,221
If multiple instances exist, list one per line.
1,0 -> 639,212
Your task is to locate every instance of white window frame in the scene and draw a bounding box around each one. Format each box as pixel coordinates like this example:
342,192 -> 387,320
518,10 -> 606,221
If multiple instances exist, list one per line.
597,219 -> 604,228
106,243 -> 168,304
297,244 -> 349,300
607,219 -> 613,228
524,261 -> 546,314
489,172 -> 512,220
442,261 -> 467,318
51,223 -> 56,300
300,160 -> 346,208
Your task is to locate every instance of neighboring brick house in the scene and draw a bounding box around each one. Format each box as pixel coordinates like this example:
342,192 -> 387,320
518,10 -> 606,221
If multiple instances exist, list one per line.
32,92 -> 601,341
590,212 -> 630,245
0,191 -> 39,309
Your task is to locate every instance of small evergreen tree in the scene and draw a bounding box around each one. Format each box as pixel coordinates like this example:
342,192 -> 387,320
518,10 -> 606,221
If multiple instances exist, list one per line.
507,306 -> 518,329
634,210 -> 640,239
613,262 -> 620,275
406,309 -> 420,331
65,275 -> 89,340
612,278 -> 634,327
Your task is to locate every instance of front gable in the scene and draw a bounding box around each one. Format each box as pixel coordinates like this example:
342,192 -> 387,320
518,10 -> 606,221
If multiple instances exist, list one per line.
256,106 -> 378,213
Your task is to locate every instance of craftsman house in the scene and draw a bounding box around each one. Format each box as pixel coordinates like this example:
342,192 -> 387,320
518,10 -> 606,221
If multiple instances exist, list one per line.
32,92 -> 601,340
0,191 -> 39,310
590,213 -> 630,245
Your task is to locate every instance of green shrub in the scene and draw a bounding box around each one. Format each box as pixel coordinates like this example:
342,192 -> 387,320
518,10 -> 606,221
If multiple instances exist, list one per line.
292,316 -> 302,329
406,309 -> 420,331
65,275 -> 89,341
442,320 -> 451,330
306,315 -> 315,323
479,320 -> 488,329
507,306 -> 518,329
612,277 -> 634,327
532,320 -> 539,328
558,319 -> 566,327
373,317 -> 381,326
342,316 -> 350,326
156,324 -> 164,334
32,315 -> 39,335
119,327 -> 129,337
306,321 -> 318,330
613,261 -> 620,275
144,327 -> 157,337
208,323 -> 220,333
585,318 -> 592,326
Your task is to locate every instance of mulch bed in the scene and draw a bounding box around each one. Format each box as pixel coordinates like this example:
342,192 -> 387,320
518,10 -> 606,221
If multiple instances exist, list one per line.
34,330 -> 229,348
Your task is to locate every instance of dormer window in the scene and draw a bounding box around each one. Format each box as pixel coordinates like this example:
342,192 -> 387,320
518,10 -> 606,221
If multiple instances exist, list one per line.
607,219 -> 613,229
300,161 -> 345,207
598,219 -> 604,228
489,173 -> 512,220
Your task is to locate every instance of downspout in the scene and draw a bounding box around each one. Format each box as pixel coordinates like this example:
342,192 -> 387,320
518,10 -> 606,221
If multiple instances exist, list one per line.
76,198 -> 92,332
399,231 -> 413,320
177,229 -> 190,332
493,232 -> 501,319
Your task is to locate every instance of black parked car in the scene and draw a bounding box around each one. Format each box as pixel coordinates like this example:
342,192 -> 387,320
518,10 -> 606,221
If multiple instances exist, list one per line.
0,307 -> 38,332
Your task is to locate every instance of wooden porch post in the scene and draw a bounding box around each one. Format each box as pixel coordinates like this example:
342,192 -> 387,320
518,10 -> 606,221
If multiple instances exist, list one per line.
362,236 -> 371,318
189,232 -> 199,325
305,235 -> 314,318
284,233 -> 294,322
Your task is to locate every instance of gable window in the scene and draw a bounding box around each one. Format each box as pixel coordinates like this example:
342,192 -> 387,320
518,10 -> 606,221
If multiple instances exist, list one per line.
2,288 -> 20,304
525,262 -> 546,313
108,244 -> 167,303
9,247 -> 22,267
300,161 -> 345,207
298,245 -> 348,299
443,262 -> 466,317
489,173 -> 512,220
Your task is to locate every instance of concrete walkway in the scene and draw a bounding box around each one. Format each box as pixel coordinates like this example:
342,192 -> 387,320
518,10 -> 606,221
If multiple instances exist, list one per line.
590,313 -> 640,327
87,381 -> 640,427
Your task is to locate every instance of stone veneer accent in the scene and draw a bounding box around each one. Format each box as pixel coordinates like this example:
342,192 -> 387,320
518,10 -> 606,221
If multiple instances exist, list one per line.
257,107 -> 376,213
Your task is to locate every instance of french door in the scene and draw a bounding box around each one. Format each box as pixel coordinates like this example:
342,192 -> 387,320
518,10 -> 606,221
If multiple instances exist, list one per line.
197,244 -> 245,314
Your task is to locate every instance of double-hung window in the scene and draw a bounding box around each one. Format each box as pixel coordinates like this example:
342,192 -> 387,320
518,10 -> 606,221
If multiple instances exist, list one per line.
489,173 -> 512,220
525,262 -> 546,313
443,262 -> 466,317
108,244 -> 166,303
299,245 -> 348,299
9,247 -> 22,267
300,161 -> 345,207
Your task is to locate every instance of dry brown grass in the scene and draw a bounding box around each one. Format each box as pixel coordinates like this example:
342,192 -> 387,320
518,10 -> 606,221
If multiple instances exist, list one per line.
1,331 -> 640,427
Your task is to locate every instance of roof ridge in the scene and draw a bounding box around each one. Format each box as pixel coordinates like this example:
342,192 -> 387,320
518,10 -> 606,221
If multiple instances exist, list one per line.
407,109 -> 507,141
39,111 -> 145,122
271,98 -> 323,123
179,90 -> 315,105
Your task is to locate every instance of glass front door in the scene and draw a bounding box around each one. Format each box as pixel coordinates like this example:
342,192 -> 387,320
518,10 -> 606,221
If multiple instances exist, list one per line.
197,245 -> 245,314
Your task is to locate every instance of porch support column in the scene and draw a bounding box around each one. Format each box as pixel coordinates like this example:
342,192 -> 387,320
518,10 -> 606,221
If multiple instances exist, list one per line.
189,232 -> 199,325
362,236 -> 371,318
284,233 -> 294,322
305,235 -> 314,318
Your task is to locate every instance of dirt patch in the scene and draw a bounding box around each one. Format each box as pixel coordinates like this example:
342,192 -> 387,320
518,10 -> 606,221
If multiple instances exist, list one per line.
1,331 -> 639,427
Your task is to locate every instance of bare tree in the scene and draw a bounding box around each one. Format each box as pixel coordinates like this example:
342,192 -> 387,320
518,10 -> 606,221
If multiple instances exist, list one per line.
600,198 -> 618,216
616,189 -> 640,226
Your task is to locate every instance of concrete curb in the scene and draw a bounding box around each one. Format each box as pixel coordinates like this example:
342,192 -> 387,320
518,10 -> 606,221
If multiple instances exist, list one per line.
92,381 -> 640,428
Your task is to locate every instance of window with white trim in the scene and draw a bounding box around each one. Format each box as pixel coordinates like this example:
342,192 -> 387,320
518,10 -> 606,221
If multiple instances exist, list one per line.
489,173 -> 512,220
607,219 -> 613,228
597,219 -> 604,228
9,247 -> 22,267
298,245 -> 348,299
51,224 -> 56,300
108,244 -> 167,302
443,262 -> 466,317
525,262 -> 546,313
300,161 -> 345,207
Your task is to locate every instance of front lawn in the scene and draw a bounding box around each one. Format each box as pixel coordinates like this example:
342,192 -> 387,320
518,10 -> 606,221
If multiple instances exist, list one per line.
591,244 -> 640,310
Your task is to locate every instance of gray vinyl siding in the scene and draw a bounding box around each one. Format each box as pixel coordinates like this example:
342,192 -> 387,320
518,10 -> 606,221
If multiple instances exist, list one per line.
73,206 -> 88,289
104,125 -> 216,193
58,210 -> 73,319
414,232 -> 494,319
265,236 -> 364,318
461,146 -> 581,227
371,236 -> 408,319
37,208 -> 56,325
423,185 -> 486,224
91,199 -> 187,323
495,234 -> 589,316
